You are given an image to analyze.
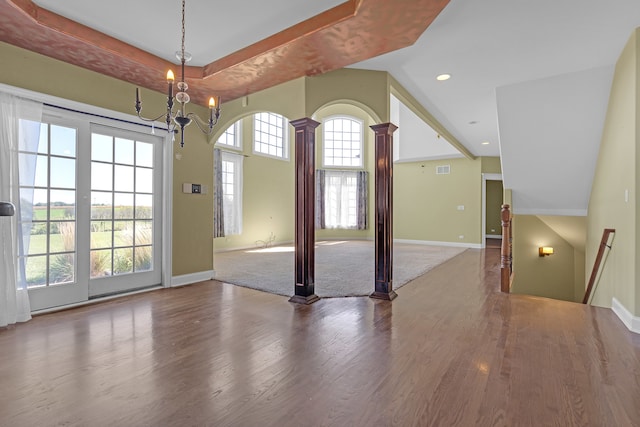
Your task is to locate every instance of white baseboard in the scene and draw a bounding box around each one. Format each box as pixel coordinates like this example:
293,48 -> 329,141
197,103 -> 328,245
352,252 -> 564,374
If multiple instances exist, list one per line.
214,240 -> 294,253
216,238 -> 480,252
394,239 -> 482,249
171,270 -> 215,287
611,297 -> 640,334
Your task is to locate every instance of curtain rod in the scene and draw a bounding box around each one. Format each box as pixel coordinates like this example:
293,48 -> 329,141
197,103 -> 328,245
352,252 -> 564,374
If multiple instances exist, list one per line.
214,147 -> 249,157
43,102 -> 175,133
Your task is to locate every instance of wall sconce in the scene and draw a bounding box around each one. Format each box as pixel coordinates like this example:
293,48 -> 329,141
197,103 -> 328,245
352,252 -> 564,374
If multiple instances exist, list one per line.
539,246 -> 554,257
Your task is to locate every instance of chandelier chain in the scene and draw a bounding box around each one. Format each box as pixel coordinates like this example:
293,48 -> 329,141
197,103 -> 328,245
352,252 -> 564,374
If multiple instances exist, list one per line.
134,0 -> 220,148
181,0 -> 186,63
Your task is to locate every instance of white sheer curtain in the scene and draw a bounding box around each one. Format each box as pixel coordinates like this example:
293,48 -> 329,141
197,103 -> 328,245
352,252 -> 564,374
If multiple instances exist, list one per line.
324,170 -> 358,229
0,92 -> 42,327
221,151 -> 243,236
213,149 -> 225,238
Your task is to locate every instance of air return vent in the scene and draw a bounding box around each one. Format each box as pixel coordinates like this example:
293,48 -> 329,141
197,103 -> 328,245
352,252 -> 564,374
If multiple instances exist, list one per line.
436,164 -> 450,175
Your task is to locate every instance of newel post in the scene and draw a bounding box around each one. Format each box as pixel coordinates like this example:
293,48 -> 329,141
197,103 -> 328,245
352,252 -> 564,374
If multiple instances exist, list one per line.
289,118 -> 321,305
500,204 -> 512,293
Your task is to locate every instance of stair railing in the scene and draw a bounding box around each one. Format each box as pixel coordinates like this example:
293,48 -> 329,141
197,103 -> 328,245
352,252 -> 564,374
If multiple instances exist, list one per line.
500,204 -> 513,293
583,228 -> 615,304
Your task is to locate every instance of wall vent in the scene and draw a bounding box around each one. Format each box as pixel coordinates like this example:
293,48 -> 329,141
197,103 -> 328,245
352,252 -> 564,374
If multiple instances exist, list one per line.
436,164 -> 451,175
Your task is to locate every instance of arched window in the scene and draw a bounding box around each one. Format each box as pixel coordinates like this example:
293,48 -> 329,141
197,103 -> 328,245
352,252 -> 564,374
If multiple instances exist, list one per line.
317,115 -> 367,230
323,116 -> 363,168
216,120 -> 242,150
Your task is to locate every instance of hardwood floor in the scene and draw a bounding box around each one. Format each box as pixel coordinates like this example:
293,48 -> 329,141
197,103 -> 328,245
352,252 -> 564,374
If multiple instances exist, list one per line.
1,248 -> 639,426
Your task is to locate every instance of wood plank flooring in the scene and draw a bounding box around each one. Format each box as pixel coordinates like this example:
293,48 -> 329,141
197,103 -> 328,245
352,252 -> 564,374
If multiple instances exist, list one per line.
1,247 -> 639,426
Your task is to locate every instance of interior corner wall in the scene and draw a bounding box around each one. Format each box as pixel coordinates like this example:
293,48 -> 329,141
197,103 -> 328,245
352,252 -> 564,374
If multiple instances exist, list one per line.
212,124 -> 296,253
481,156 -> 502,174
586,29 -> 638,315
394,157 -> 483,245
0,41 -> 215,277
511,215 -> 577,302
212,78 -> 307,253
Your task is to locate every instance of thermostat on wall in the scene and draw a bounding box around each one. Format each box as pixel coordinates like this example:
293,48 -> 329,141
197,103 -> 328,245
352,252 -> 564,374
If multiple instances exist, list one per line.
183,183 -> 208,194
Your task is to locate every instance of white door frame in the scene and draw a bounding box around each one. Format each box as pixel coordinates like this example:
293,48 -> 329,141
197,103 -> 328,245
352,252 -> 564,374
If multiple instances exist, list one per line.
1,83 -> 173,310
481,173 -> 502,249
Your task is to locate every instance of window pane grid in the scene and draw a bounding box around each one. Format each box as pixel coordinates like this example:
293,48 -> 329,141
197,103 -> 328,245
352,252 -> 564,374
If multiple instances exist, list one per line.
254,112 -> 286,159
323,117 -> 363,167
19,121 -> 78,288
219,152 -> 243,235
217,122 -> 241,149
90,132 -> 154,278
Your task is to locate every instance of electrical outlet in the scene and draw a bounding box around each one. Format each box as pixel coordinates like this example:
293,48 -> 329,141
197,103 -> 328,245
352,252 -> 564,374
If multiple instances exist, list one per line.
457,205 -> 465,211
459,235 -> 464,239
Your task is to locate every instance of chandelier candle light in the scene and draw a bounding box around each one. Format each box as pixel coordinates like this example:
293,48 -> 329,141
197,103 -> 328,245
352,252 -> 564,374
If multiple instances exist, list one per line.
135,0 -> 221,147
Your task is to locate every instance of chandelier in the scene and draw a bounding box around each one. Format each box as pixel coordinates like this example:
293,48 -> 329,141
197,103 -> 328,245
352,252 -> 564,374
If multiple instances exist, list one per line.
135,0 -> 221,147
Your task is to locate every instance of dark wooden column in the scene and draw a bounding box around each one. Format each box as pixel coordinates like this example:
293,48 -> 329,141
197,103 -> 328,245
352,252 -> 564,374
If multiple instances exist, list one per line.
370,123 -> 398,301
289,118 -> 321,305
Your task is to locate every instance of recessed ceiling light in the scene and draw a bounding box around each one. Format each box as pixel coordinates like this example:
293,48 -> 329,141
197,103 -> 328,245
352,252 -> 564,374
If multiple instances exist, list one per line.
481,141 -> 490,145
436,74 -> 451,81
468,121 -> 478,125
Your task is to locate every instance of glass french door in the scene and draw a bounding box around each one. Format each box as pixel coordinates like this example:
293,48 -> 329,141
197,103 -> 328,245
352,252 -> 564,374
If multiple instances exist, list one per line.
88,124 -> 162,297
19,115 -> 88,310
21,112 -> 163,311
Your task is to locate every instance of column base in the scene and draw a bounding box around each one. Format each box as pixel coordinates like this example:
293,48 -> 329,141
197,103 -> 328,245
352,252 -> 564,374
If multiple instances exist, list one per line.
369,290 -> 398,301
289,294 -> 320,305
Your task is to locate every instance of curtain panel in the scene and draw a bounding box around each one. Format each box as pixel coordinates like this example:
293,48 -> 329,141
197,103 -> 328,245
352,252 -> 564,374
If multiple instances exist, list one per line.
0,92 -> 42,327
220,151 -> 243,236
315,169 -> 367,230
213,148 -> 224,238
356,170 -> 368,230
315,169 -> 326,229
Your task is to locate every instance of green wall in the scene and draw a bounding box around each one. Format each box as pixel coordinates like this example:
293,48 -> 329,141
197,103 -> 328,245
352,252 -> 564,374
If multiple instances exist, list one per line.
486,180 -> 503,235
481,156 -> 502,174
511,215 -> 578,302
587,28 -> 638,315
394,157 -> 483,245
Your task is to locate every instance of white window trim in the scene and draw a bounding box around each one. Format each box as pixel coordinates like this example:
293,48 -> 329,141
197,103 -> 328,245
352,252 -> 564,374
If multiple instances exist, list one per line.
322,115 -> 364,169
220,151 -> 243,235
215,120 -> 242,151
252,112 -> 290,161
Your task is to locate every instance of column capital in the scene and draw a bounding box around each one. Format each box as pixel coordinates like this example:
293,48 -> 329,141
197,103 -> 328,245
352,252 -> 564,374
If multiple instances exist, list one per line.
370,122 -> 398,135
290,117 -> 321,130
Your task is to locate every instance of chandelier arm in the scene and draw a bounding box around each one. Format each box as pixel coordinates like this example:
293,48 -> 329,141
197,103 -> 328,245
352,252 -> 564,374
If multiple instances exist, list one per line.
137,110 -> 173,125
187,112 -> 218,135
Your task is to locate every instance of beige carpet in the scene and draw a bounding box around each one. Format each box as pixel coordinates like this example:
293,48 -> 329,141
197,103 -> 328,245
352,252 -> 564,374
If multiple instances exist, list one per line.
213,240 -> 467,298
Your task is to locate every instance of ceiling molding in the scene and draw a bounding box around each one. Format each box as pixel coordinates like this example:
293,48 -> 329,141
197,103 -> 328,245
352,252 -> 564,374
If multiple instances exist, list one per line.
0,0 -> 450,106
389,75 -> 475,160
